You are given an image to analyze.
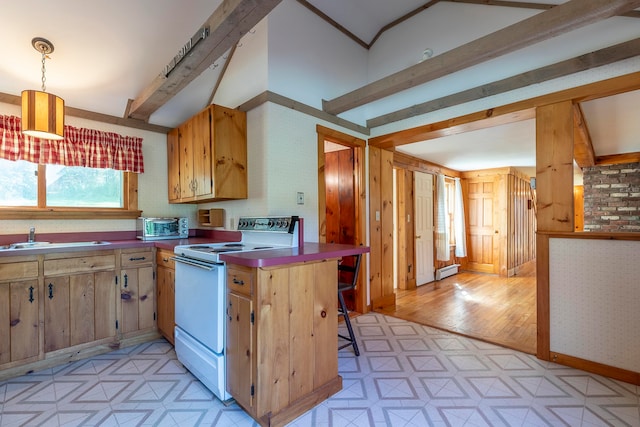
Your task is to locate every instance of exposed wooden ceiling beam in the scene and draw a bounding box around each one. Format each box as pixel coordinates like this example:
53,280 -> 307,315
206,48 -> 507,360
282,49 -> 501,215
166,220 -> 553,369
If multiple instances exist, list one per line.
573,103 -> 596,168
368,1 -> 441,47
207,45 -> 237,106
446,0 -> 640,18
367,38 -> 640,128
369,70 -> 640,150
323,0 -> 640,115
128,0 -> 282,121
0,92 -> 171,134
596,152 -> 640,165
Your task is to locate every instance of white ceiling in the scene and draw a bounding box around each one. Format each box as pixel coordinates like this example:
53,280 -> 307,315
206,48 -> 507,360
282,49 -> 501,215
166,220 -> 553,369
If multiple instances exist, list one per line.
1,0 -> 639,172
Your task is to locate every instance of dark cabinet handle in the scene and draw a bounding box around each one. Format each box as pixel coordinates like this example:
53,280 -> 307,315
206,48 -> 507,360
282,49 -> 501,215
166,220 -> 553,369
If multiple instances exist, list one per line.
233,277 -> 244,285
124,274 -> 128,288
29,286 -> 34,303
48,283 -> 54,300
227,302 -> 232,321
129,257 -> 146,261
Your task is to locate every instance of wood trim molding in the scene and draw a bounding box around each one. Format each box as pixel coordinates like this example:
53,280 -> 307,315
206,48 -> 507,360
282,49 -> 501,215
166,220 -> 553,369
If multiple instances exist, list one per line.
550,352 -> 640,385
393,151 -> 461,178
323,0 -> 640,115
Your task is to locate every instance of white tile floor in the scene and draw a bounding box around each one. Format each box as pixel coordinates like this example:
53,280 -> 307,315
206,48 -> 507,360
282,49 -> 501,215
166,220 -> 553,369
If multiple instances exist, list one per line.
0,313 -> 638,426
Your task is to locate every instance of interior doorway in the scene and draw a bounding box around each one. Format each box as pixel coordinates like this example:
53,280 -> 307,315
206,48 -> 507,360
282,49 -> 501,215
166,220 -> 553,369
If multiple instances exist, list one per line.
316,125 -> 367,314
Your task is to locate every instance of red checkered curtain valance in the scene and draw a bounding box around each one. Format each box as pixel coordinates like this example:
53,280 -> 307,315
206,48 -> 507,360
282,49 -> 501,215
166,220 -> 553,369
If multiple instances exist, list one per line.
0,115 -> 145,173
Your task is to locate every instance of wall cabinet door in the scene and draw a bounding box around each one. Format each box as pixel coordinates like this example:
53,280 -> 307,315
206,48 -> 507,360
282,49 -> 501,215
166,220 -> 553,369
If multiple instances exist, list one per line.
167,127 -> 181,202
1,280 -> 40,363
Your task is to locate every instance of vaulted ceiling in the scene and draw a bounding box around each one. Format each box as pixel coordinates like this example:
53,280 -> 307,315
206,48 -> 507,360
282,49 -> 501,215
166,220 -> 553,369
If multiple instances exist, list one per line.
1,0 -> 639,171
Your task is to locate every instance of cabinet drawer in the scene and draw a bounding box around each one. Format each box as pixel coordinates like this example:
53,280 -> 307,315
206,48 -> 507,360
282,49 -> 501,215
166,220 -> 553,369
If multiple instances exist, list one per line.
156,250 -> 175,269
227,266 -> 253,296
121,250 -> 153,267
44,254 -> 115,276
0,260 -> 39,281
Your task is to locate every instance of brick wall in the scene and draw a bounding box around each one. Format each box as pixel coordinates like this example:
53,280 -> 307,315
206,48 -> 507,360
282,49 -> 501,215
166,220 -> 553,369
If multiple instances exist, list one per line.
583,162 -> 640,232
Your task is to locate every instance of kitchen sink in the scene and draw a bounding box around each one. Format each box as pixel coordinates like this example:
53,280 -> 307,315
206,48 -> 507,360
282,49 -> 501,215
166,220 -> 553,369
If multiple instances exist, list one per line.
0,241 -> 111,251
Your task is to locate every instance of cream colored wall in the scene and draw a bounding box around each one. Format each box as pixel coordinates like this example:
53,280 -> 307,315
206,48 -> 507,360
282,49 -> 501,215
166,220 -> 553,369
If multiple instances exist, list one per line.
0,102 -> 196,236
198,102 -> 368,243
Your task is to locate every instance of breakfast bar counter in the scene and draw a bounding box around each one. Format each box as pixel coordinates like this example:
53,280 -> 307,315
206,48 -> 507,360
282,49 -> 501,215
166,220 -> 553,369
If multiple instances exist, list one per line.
222,242 -> 368,427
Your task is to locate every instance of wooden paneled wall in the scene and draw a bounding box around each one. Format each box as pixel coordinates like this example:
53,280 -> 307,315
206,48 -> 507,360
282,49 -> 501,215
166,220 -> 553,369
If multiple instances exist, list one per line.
395,169 -> 416,290
507,173 -> 537,275
369,146 -> 395,309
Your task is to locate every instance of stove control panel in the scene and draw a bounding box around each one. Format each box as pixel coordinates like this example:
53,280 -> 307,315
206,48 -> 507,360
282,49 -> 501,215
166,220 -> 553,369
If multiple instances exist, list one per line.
237,216 -> 298,233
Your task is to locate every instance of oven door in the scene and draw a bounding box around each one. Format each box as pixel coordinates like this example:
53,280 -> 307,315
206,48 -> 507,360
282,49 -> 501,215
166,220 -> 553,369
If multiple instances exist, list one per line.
174,257 -> 225,354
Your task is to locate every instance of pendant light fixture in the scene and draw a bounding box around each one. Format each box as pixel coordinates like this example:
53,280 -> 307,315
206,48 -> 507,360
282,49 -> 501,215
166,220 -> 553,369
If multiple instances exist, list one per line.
21,37 -> 65,140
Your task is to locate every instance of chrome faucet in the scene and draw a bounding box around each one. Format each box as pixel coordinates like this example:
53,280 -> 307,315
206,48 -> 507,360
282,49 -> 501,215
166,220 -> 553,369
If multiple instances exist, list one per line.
28,227 -> 35,243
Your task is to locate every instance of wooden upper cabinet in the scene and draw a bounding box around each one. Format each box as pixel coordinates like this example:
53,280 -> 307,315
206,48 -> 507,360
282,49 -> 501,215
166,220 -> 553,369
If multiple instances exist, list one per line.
167,104 -> 247,204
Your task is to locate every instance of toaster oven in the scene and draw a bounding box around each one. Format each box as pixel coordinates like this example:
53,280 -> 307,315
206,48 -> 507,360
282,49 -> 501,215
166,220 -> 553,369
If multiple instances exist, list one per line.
137,217 -> 188,240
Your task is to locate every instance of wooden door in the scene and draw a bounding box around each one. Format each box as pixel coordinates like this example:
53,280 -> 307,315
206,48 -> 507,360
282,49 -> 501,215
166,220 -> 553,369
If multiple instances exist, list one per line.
226,292 -> 253,409
414,172 -> 435,285
44,276 -> 70,352
167,127 -> 181,202
9,280 -> 39,361
466,177 -> 499,273
69,273 -> 95,346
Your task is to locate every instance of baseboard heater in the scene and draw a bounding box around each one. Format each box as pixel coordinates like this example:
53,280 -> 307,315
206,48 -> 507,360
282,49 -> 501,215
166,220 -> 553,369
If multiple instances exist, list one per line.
435,264 -> 460,280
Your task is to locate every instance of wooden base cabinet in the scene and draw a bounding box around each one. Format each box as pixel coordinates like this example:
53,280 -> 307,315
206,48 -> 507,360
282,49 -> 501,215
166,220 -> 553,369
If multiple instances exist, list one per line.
156,249 -> 175,345
226,259 -> 342,427
0,256 -> 39,365
119,248 -> 155,337
0,248 -> 158,381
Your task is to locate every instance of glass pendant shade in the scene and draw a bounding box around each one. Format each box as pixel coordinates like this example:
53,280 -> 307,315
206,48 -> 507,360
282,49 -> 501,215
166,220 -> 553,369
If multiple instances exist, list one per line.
21,89 -> 65,140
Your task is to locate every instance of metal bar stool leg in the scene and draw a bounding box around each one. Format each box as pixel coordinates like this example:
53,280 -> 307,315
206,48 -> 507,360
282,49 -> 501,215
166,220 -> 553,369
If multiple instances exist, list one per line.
338,290 -> 360,356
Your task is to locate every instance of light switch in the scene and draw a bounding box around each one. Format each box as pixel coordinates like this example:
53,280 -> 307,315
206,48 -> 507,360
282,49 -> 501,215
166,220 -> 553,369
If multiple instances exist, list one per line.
296,192 -> 304,205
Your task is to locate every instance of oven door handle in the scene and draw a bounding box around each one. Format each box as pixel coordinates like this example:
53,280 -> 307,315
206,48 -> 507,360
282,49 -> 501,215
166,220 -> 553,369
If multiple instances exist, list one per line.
171,256 -> 219,271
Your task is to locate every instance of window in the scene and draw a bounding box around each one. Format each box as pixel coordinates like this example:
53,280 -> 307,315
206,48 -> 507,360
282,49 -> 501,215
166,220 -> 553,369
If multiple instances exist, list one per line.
0,159 -> 139,219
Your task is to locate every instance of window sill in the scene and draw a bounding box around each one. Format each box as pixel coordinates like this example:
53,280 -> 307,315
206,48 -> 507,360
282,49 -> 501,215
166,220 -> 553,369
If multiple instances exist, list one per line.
0,208 -> 142,220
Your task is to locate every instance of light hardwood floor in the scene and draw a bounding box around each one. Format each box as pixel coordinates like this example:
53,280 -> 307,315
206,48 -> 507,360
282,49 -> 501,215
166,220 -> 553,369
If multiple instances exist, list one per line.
377,261 -> 537,354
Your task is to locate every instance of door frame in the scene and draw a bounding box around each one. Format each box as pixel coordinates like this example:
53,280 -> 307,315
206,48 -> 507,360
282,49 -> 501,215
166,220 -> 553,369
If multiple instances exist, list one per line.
317,125 -> 367,314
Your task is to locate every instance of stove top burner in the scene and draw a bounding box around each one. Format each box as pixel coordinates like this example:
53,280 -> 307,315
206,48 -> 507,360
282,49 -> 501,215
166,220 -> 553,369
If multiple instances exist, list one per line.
252,246 -> 273,250
224,243 -> 244,247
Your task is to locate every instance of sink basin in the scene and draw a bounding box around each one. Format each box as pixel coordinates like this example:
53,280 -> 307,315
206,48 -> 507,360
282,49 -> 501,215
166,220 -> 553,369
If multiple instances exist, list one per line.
2,241 -> 111,250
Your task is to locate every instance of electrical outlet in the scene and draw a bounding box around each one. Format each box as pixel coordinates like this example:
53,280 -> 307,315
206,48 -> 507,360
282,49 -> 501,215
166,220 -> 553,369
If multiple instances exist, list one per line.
296,192 -> 304,205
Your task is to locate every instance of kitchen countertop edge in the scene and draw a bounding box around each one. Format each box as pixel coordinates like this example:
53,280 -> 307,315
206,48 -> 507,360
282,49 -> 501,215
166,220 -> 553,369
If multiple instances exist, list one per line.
219,242 -> 369,268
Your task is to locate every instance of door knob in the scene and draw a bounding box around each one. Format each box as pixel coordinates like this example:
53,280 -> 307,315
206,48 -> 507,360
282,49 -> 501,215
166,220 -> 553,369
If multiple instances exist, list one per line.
416,235 -> 421,239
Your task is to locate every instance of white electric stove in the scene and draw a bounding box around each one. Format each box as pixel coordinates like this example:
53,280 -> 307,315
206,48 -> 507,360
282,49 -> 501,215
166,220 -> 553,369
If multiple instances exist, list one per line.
172,216 -> 300,402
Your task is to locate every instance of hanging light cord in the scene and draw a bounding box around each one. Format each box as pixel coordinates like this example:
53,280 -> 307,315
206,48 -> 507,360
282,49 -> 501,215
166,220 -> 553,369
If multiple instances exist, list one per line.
40,50 -> 48,92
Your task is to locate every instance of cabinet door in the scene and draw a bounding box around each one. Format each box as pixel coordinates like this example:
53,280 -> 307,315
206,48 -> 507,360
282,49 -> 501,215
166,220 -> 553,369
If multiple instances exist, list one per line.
226,292 -> 253,409
167,127 -> 181,202
157,265 -> 175,344
95,271 -> 117,340
44,276 -> 70,352
121,266 -> 155,334
138,266 -> 155,331
8,280 -> 39,362
192,107 -> 212,198
69,273 -> 95,346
